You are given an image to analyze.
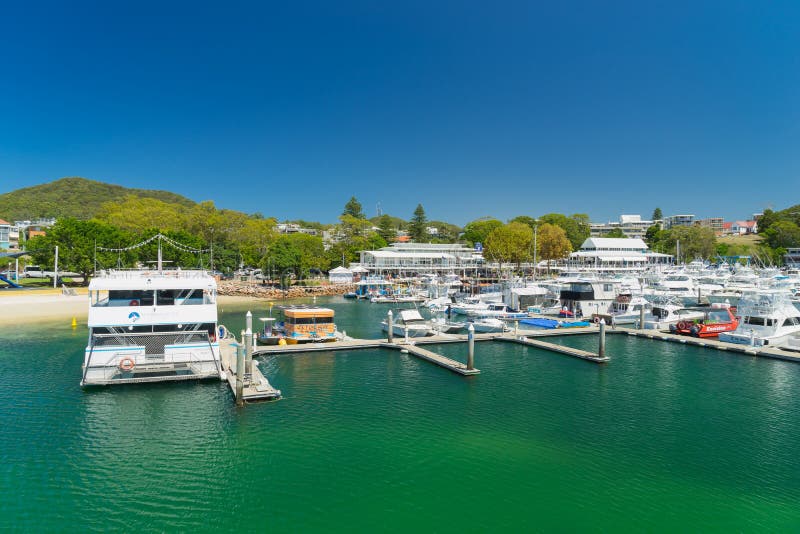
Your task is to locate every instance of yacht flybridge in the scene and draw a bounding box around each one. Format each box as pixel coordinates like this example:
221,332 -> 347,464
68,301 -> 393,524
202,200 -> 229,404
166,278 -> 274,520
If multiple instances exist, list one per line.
80,235 -> 222,386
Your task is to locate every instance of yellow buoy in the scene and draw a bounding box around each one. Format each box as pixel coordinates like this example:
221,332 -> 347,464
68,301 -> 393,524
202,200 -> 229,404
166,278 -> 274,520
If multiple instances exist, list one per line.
278,338 -> 287,346
71,317 -> 77,329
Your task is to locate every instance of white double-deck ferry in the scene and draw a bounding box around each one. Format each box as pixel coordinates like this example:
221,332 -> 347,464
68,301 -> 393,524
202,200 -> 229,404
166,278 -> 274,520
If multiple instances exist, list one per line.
80,268 -> 222,386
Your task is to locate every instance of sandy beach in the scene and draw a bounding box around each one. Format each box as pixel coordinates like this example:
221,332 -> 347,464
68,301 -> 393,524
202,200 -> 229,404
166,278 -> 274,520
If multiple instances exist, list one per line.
0,290 -> 260,326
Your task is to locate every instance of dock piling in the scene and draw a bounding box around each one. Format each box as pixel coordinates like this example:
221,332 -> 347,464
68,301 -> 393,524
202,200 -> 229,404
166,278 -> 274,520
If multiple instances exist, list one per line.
639,307 -> 646,331
467,323 -> 475,370
599,319 -> 606,359
235,343 -> 244,406
387,310 -> 393,343
245,311 -> 253,377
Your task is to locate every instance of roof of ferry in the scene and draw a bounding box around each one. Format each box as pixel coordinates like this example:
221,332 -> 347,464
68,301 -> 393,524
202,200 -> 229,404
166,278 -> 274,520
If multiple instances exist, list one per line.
579,237 -> 648,250
88,269 -> 217,290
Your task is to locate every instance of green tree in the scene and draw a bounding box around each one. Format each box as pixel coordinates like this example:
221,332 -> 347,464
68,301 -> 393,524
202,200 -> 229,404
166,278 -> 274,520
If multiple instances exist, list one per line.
762,221 -> 800,249
264,233 -> 329,280
96,195 -> 190,233
326,233 -> 387,269
426,221 -> 461,243
509,216 -> 538,231
342,196 -> 365,219
537,223 -> 572,271
644,224 -> 664,248
27,218 -> 132,285
484,222 -> 533,268
652,207 -> 663,221
537,213 -> 590,250
462,218 -> 503,246
664,226 -> 717,260
376,214 -> 397,243
604,228 -> 627,238
409,204 -> 428,242
338,214 -> 371,239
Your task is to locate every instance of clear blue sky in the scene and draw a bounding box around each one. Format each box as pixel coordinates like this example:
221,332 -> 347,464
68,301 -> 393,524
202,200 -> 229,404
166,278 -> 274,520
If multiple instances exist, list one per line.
1,1 -> 798,225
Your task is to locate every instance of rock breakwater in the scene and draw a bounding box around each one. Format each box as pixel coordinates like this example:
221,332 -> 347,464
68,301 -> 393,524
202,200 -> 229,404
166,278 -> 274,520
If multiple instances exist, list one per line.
218,280 -> 355,299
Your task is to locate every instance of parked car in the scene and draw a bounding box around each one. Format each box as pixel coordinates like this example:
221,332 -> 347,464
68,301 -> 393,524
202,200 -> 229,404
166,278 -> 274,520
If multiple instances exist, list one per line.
23,265 -> 45,278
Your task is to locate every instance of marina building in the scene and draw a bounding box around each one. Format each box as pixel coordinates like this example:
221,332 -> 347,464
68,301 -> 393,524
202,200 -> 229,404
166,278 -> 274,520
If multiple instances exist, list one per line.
697,217 -> 725,236
0,219 -> 10,250
785,248 -> 800,267
328,265 -> 354,284
589,214 -> 657,239
277,223 -> 318,235
567,237 -> 673,272
663,214 -> 695,229
730,220 -> 758,235
359,242 -> 482,275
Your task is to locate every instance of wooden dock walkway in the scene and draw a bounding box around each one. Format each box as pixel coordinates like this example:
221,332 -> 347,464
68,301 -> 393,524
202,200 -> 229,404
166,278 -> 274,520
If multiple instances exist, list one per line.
496,334 -> 609,363
252,332 -> 497,356
617,327 -> 800,364
219,339 -> 281,402
381,342 -> 480,375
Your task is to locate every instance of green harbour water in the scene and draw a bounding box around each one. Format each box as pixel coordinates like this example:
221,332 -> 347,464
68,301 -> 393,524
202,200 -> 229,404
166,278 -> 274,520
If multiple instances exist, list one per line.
2,296 -> 800,531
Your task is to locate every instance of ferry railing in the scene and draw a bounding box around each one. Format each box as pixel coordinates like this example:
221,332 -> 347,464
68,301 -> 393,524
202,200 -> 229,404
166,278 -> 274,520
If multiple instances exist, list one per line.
82,330 -> 221,385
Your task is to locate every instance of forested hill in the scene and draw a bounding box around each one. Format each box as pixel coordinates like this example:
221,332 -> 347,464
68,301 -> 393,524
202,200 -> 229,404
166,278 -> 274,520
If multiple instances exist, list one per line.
0,177 -> 197,221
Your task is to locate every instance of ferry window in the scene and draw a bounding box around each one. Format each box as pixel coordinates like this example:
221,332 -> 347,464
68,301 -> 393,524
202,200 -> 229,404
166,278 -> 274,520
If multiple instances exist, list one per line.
287,317 -> 333,325
156,290 -> 176,306
746,317 -> 766,326
204,290 -> 216,305
109,290 -> 154,306
92,290 -> 109,306
603,284 -> 613,292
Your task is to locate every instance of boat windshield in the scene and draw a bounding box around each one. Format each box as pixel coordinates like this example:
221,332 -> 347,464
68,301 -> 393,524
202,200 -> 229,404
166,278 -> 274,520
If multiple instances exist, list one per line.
91,289 -> 215,306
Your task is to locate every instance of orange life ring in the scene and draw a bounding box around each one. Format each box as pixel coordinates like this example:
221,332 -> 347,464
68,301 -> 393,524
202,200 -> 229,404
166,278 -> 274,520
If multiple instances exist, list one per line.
593,316 -> 600,324
119,357 -> 135,372
129,299 -> 140,306
677,321 -> 687,330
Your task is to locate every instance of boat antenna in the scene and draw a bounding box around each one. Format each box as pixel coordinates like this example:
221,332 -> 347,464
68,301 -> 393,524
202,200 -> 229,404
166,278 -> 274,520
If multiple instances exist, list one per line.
157,234 -> 163,272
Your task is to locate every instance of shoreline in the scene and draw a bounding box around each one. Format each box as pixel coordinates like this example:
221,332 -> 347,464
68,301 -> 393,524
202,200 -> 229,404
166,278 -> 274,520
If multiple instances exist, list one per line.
0,290 -> 268,326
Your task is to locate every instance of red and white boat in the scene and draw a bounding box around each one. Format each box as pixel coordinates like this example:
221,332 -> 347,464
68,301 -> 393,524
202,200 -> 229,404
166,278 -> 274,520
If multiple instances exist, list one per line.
669,304 -> 738,338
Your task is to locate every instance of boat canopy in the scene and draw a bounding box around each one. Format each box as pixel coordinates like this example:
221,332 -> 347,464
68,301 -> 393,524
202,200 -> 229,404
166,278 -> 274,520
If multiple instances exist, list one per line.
284,307 -> 334,318
399,309 -> 425,322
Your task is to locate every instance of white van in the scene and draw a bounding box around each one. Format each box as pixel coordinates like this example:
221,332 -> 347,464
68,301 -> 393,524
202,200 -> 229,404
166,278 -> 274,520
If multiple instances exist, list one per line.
23,265 -> 44,278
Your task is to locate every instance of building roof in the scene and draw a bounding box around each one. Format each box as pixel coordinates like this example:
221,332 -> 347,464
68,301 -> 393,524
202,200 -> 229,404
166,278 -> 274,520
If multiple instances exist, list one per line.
580,237 -> 648,251
365,251 -> 457,259
328,266 -> 352,274
0,219 -> 10,226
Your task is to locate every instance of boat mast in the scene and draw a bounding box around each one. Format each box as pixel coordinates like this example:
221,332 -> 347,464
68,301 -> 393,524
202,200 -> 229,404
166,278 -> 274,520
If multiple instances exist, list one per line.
157,234 -> 163,272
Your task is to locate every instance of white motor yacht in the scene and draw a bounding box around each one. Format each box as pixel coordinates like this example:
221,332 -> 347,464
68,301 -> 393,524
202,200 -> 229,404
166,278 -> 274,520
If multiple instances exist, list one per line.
382,309 -> 434,337
469,317 -> 509,333
718,289 -> 800,347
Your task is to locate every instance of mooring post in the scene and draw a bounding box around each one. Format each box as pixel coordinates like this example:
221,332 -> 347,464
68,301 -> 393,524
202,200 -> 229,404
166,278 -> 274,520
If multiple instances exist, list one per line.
467,323 -> 475,370
599,318 -> 606,359
639,306 -> 646,331
235,343 -> 244,406
404,325 -> 409,344
697,287 -> 701,305
387,310 -> 394,343
245,311 -> 253,378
